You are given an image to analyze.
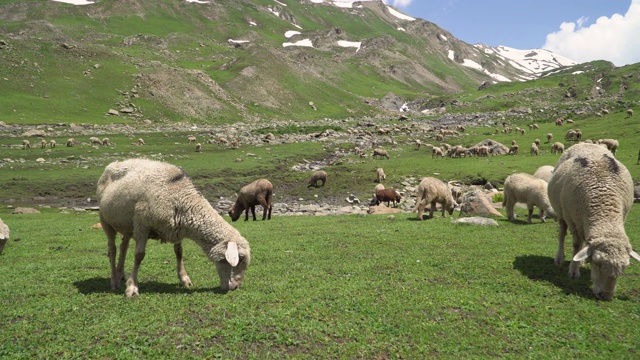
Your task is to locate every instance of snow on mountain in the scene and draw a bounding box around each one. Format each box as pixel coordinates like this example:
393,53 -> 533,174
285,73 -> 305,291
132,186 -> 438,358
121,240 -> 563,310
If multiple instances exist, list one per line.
476,44 -> 577,80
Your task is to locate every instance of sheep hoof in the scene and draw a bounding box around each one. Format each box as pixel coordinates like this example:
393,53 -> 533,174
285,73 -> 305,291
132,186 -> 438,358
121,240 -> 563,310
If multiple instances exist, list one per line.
125,286 -> 139,298
180,276 -> 193,287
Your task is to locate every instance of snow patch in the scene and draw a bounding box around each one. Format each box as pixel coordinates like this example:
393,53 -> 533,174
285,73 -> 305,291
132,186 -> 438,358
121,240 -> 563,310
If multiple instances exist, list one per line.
274,0 -> 287,6
228,39 -> 250,44
186,0 -> 209,3
285,30 -> 301,38
387,6 -> 415,21
447,50 -> 455,61
52,0 -> 94,4
397,27 -> 406,32
439,34 -> 448,41
283,39 -> 314,48
249,21 -> 257,26
337,40 -> 361,52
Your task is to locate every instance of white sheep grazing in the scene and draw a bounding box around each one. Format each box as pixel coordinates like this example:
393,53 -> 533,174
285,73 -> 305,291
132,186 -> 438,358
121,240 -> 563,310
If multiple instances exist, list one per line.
532,165 -> 554,183
548,143 -> 639,300
598,138 -> 619,155
137,138 -> 145,146
102,138 -> 111,146
195,143 -> 202,152
627,108 -> 634,117
0,217 -> 9,255
530,142 -> 539,156
432,146 -> 445,158
308,170 -> 327,188
22,140 -> 31,150
546,133 -> 553,143
502,173 -> 555,223
551,142 -> 564,154
372,148 -> 390,159
187,135 -> 197,144
89,137 -> 102,145
50,139 -> 56,148
413,177 -> 457,220
96,159 -> 251,297
376,167 -> 386,183
228,179 -> 273,221
40,139 -> 47,149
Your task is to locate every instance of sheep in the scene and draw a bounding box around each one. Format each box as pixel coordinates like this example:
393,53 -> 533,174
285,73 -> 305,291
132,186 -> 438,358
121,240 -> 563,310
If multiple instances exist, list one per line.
96,159 -> 251,297
448,181 -> 464,204
476,145 -> 489,157
40,139 -> 47,149
102,138 -> 111,146
137,138 -> 145,146
22,140 -> 31,150
534,139 -> 540,147
195,143 -> 202,152
546,133 -> 553,143
230,139 -> 240,149
527,142 -> 538,156
598,138 -> 619,155
432,146 -> 445,158
555,118 -> 564,126
0,217 -> 9,255
375,188 -> 401,207
413,177 -> 457,220
50,139 -> 56,148
89,137 -> 102,145
502,173 -> 555,223
308,170 -> 327,188
228,179 -> 273,221
565,130 -> 578,141
187,135 -> 197,144
376,167 -> 386,183
533,165 -> 554,183
511,140 -> 517,146
372,148 -> 390,159
547,143 -> 639,300
66,138 -> 75,147
551,142 -> 565,154
627,108 -> 633,117
508,144 -> 519,155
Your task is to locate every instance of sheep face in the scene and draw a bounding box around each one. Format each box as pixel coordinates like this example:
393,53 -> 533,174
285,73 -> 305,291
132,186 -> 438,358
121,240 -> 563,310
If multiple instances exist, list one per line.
215,241 -> 251,291
228,204 -> 243,222
573,243 -> 640,301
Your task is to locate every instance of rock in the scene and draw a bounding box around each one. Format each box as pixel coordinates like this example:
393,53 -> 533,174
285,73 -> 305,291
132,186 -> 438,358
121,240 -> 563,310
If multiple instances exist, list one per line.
459,190 -> 503,217
35,158 -> 45,163
451,217 -> 499,226
367,205 -> 404,214
106,109 -> 119,116
12,207 -> 41,214
23,129 -> 46,137
119,107 -> 135,114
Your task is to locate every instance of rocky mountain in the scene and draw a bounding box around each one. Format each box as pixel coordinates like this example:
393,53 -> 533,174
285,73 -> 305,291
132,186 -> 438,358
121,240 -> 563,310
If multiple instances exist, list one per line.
0,0 -> 578,124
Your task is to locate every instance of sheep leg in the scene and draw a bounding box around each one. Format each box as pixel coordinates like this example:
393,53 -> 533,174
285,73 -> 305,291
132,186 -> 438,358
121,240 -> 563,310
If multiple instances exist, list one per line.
505,200 -> 515,221
569,231 -> 583,279
554,219 -> 567,267
244,208 -> 250,221
115,234 -> 131,287
429,201 -> 436,219
527,207 -> 534,223
174,243 -> 192,287
539,209 -> 546,223
125,236 -> 148,297
250,205 -> 257,221
103,222 -> 119,290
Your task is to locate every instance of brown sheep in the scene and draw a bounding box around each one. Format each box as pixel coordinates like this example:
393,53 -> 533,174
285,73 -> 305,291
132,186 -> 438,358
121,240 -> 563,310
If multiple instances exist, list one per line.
375,188 -> 401,207
308,170 -> 327,188
228,179 -> 273,221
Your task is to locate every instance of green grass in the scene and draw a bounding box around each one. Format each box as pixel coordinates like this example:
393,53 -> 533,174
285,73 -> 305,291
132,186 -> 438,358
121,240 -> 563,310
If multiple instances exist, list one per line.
1,206 -> 639,358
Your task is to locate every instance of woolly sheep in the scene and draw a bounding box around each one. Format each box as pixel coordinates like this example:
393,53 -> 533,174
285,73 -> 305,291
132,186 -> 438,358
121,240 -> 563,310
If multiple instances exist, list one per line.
308,170 -> 327,188
432,146 -> 445,158
476,145 -> 489,157
40,139 -> 47,149
22,140 -> 31,150
376,167 -> 386,183
551,142 -> 564,154
533,165 -> 554,183
102,138 -> 111,146
414,177 -> 457,220
375,188 -> 401,207
534,139 -> 540,147
502,173 -> 555,223
508,144 -> 519,155
50,139 -> 56,148
137,138 -> 145,146
372,148 -> 390,159
66,138 -> 75,147
89,137 -> 102,145
0,217 -> 9,255
96,159 -> 251,296
547,143 -> 639,300
546,133 -> 553,143
187,135 -> 197,144
627,108 -> 633,117
530,142 -> 539,156
598,138 -> 619,155
195,143 -> 202,152
228,179 -> 273,221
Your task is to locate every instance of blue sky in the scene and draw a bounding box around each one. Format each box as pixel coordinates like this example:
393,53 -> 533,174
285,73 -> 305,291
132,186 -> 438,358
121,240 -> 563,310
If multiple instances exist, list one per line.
385,0 -> 640,66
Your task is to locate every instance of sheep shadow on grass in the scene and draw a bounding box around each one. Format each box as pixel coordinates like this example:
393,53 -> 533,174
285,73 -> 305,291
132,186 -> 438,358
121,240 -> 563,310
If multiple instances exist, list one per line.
74,277 -> 228,295
512,255 -> 597,300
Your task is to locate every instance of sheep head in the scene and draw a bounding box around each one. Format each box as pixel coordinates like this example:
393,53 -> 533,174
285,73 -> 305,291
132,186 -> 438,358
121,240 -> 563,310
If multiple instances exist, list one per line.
214,241 -> 251,291
573,242 -> 640,301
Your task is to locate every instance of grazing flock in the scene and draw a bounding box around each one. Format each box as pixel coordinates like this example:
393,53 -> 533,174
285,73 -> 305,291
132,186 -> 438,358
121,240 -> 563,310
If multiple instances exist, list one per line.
9,111 -> 640,300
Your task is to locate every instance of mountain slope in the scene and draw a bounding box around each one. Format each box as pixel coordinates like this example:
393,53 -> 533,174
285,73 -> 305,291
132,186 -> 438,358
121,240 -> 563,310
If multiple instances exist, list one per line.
0,0 -> 575,124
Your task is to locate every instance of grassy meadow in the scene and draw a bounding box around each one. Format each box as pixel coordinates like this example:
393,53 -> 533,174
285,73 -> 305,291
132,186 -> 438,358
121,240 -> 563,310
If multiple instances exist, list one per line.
1,205 -> 640,359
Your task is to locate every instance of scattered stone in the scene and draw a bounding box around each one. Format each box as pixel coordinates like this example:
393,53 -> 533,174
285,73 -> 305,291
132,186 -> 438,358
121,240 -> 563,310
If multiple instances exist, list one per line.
451,217 -> 499,226
459,190 -> 503,217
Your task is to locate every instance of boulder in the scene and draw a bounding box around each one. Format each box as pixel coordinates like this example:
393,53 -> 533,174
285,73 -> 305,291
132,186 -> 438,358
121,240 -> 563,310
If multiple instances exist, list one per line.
459,190 -> 503,217
367,205 -> 404,215
451,217 -> 499,226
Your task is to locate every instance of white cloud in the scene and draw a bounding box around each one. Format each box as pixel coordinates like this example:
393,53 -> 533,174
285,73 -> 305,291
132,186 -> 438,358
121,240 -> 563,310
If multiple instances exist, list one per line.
543,0 -> 640,66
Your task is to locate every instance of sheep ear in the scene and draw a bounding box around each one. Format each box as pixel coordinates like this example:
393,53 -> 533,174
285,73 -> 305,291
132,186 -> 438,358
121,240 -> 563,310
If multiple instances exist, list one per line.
573,246 -> 590,262
225,241 -> 240,267
630,250 -> 640,262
